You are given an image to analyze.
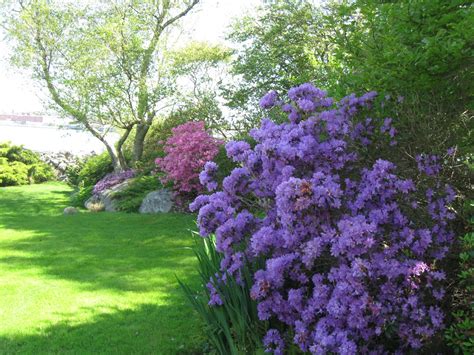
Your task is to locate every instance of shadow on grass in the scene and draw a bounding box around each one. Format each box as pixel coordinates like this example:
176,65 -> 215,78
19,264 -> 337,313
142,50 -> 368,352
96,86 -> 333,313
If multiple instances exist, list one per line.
0,303 -> 203,354
0,183 -> 72,216
0,185 -> 199,293
0,184 -> 205,353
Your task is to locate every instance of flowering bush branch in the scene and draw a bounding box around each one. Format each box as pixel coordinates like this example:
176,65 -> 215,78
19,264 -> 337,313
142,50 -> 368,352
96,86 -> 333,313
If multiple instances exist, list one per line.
156,121 -> 222,204
191,83 -> 456,354
93,169 -> 135,195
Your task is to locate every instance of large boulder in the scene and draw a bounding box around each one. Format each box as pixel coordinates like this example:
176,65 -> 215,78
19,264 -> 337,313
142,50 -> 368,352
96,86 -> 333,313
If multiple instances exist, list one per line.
85,180 -> 132,212
84,194 -> 104,211
139,189 -> 173,214
84,195 -> 102,211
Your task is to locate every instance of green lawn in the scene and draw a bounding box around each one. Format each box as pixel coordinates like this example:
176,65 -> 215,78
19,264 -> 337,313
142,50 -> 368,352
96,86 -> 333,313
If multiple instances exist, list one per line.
0,183 -> 202,354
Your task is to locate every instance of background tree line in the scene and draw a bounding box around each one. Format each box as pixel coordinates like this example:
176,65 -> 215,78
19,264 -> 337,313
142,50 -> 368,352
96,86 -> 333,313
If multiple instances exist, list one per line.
1,0 -> 230,171
1,0 -> 472,177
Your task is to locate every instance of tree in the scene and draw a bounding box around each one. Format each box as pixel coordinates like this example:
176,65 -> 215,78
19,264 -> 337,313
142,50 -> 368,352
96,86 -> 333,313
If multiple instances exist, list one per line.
224,0 -> 335,130
125,41 -> 232,171
2,0 -> 200,171
321,0 -> 473,200
226,0 -> 472,156
168,41 -> 232,138
325,0 -> 473,106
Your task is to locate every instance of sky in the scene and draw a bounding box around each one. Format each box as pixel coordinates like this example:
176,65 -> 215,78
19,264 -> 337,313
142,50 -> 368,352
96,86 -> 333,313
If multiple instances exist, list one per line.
0,0 -> 257,114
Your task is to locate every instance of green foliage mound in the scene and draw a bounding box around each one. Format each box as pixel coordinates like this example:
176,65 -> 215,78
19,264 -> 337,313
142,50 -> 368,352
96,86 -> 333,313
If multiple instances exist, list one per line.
113,175 -> 163,213
64,159 -> 85,187
0,142 -> 55,186
75,152 -> 114,188
227,0 -> 472,159
212,144 -> 237,187
67,152 -> 114,208
69,185 -> 94,208
137,118 -> 188,173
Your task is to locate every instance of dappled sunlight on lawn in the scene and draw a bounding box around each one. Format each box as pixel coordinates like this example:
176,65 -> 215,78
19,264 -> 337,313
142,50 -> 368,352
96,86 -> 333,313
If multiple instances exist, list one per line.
0,183 -> 202,353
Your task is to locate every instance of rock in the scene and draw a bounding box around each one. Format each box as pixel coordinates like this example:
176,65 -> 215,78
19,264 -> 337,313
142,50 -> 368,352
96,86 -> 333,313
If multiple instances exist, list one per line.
58,162 -> 68,171
139,189 -> 173,214
85,180 -> 133,212
102,180 -> 133,212
88,202 -> 105,212
39,151 -> 82,182
63,206 -> 79,215
85,194 -> 102,210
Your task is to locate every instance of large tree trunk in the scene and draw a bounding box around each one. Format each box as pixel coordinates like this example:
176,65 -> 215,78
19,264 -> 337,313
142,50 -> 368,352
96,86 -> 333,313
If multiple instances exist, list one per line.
116,126 -> 133,170
35,34 -> 124,172
131,123 -> 150,166
105,144 -> 122,172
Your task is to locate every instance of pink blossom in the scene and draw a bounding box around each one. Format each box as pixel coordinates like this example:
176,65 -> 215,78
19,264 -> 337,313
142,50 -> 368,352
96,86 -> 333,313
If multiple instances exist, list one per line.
156,121 -> 222,200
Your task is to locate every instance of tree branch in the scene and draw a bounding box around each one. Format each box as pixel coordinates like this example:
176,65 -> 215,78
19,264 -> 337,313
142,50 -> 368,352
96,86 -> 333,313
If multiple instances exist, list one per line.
160,0 -> 200,32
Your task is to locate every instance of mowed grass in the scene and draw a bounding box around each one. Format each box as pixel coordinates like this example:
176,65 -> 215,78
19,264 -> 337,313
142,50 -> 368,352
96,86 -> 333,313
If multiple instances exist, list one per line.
0,183 -> 202,354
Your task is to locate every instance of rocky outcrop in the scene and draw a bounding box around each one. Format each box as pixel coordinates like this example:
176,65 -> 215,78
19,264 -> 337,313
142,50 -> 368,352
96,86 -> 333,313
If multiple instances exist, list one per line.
139,189 -> 173,214
39,152 -> 81,181
84,180 -> 132,212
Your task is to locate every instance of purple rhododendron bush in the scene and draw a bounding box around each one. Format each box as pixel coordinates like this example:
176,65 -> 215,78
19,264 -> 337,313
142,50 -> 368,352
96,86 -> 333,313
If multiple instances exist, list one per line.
190,84 -> 456,354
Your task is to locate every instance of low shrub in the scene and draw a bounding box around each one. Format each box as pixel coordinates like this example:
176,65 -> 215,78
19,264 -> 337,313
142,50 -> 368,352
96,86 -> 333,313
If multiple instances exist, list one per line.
76,152 -> 114,187
28,163 -> 55,183
191,84 -> 459,353
137,116 -> 189,173
68,153 -> 114,208
113,175 -> 162,213
0,142 -> 40,165
0,161 -> 29,186
211,145 -> 238,188
65,158 -> 85,186
70,185 -> 94,208
0,142 -> 55,186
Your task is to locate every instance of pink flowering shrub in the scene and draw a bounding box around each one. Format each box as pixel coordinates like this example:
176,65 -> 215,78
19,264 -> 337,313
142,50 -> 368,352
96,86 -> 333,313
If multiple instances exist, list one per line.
156,121 -> 222,202
190,84 -> 456,354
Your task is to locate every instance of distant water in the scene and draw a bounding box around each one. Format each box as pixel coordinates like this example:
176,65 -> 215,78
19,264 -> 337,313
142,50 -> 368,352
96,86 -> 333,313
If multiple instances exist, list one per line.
0,122 -> 118,156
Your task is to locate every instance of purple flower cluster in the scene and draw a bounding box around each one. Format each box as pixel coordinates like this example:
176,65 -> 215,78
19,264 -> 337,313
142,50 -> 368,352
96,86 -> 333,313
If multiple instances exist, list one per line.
199,161 -> 219,191
259,90 -> 278,109
206,280 -> 224,306
264,329 -> 285,355
93,169 -> 135,195
416,153 -> 441,176
190,84 -> 455,354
